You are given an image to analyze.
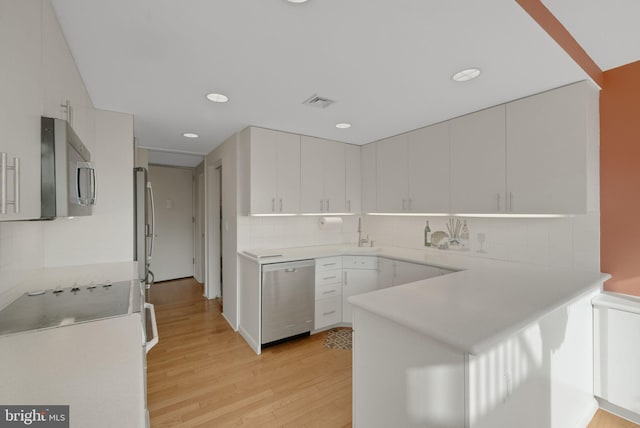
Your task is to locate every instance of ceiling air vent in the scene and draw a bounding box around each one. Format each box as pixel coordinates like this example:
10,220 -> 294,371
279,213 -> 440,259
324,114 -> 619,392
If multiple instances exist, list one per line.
302,94 -> 335,109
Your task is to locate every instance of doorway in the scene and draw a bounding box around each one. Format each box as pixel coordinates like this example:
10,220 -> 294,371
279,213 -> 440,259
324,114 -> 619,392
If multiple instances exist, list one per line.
194,170 -> 205,283
206,164 -> 222,301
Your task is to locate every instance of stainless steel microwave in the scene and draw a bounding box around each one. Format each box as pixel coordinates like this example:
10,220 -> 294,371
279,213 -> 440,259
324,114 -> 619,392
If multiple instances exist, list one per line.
41,117 -> 96,218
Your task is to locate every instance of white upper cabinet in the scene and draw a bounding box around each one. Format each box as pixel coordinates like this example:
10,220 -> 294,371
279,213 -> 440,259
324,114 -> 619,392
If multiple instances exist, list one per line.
377,123 -> 450,214
376,134 -> 409,213
276,132 -> 302,213
506,81 -> 598,214
407,122 -> 450,213
345,144 -> 361,213
300,136 -> 345,213
246,127 -> 300,214
0,0 -> 42,220
450,105 -> 506,214
361,143 -> 377,213
42,0 -> 94,150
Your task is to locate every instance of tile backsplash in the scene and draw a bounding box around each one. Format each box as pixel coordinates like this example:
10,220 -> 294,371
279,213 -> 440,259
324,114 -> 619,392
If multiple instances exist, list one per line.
238,215 -> 359,250
363,213 -> 601,271
0,221 -> 45,299
237,213 -> 600,272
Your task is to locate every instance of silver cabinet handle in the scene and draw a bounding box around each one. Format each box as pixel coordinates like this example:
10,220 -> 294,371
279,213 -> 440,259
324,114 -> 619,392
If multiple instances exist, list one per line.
323,310 -> 336,316
322,289 -> 337,295
271,197 -> 275,212
320,199 -> 324,212
323,275 -> 337,280
347,199 -> 351,212
12,157 -> 19,213
497,193 -> 501,212
509,192 -> 513,212
279,198 -> 283,212
1,153 -> 6,214
344,271 -> 348,286
1,153 -> 20,214
326,199 -> 330,212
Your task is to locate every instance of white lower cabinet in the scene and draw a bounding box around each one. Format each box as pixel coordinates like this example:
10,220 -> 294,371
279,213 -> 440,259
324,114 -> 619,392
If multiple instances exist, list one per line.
314,257 -> 343,331
315,296 -> 342,329
377,257 -> 446,289
314,255 -> 453,330
342,268 -> 377,324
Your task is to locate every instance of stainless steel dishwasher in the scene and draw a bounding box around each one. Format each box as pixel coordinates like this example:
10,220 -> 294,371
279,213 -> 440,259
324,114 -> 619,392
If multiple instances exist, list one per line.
261,259 -> 315,345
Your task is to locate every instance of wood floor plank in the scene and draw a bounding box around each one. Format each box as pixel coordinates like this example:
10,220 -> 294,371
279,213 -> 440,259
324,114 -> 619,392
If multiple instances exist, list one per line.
147,278 -> 352,427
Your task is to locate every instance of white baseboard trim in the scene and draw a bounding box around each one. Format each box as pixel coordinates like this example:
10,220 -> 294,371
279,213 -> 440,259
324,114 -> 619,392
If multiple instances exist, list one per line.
576,398 -> 599,428
597,397 -> 640,425
238,325 -> 261,355
221,312 -> 236,331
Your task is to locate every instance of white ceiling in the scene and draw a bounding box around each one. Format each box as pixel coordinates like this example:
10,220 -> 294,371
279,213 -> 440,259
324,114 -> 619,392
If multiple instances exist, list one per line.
542,0 -> 640,71
51,0 -> 592,156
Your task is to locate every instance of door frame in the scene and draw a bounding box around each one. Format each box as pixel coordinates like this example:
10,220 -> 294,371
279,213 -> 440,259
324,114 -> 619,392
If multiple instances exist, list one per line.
205,161 -> 222,299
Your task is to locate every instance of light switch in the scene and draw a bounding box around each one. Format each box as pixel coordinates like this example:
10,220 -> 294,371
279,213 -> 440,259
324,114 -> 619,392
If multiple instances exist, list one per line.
166,199 -> 172,209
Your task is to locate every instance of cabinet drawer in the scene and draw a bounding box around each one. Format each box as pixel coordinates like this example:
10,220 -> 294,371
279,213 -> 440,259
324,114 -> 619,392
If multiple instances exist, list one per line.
316,257 -> 342,272
315,297 -> 341,330
343,256 -> 377,270
315,282 -> 342,300
316,270 -> 342,286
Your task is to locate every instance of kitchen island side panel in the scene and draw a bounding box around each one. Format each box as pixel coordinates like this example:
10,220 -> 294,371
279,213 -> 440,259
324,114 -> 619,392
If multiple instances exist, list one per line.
238,255 -> 261,354
353,308 -> 466,428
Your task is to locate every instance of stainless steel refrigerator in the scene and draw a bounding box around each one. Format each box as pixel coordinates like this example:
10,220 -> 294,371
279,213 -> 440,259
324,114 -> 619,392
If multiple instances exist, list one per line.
134,167 -> 156,301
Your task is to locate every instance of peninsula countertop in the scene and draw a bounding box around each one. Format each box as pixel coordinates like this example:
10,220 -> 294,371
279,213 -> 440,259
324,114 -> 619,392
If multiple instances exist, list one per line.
238,244 -> 609,354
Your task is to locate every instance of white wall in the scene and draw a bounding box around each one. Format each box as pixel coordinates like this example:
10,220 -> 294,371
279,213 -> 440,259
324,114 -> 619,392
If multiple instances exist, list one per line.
363,213 -> 600,271
42,110 -> 134,267
205,134 -> 239,328
237,215 -> 358,251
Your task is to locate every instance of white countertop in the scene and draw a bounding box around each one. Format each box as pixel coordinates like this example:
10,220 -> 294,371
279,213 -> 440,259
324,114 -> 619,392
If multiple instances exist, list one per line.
239,244 -> 609,354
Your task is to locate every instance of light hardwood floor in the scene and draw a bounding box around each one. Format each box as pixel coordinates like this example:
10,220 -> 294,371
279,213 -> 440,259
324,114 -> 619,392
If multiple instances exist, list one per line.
147,278 -> 352,427
147,278 -> 637,428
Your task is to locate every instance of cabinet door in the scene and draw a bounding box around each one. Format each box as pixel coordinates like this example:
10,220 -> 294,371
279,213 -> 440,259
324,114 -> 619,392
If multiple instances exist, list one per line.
376,258 -> 394,289
408,122 -> 450,213
323,141 -> 346,213
343,269 -> 377,323
450,105 -> 506,214
276,131 -> 300,213
393,260 -> 441,286
42,0 -> 92,148
376,135 -> 409,213
249,128 -> 278,214
300,136 -> 326,213
345,144 -> 361,213
506,82 -> 594,214
0,0 -> 42,220
361,143 -> 377,213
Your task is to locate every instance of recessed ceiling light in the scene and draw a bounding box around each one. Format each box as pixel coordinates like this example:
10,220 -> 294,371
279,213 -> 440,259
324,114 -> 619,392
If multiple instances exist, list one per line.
452,68 -> 481,82
336,123 -> 352,129
183,133 -> 199,138
206,93 -> 229,103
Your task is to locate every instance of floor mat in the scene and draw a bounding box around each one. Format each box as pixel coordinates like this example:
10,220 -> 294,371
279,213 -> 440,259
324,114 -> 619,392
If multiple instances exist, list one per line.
323,328 -> 352,350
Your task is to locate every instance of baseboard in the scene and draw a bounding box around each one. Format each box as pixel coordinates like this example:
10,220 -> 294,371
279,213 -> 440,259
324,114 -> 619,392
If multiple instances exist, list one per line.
576,398 -> 599,428
221,312 -> 236,331
238,326 -> 261,355
596,397 -> 640,425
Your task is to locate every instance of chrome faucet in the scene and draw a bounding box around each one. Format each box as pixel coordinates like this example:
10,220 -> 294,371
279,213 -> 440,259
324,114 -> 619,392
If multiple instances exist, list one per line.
358,217 -> 369,247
